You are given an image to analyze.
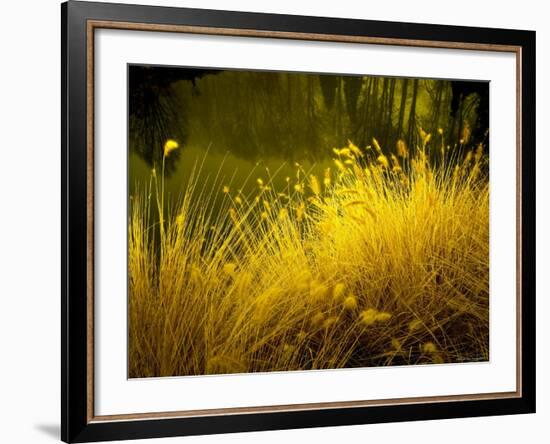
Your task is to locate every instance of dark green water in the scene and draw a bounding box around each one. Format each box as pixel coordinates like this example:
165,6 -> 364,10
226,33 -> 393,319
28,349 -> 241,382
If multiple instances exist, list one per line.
129,144 -> 333,215
128,66 -> 488,215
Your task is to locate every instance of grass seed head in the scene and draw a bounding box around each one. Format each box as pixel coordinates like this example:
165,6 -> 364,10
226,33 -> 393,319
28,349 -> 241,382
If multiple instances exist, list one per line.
332,283 -> 346,301
343,295 -> 358,311
309,175 -> 321,196
375,312 -> 392,322
396,139 -> 408,158
311,312 -> 325,328
391,338 -> 402,351
360,308 -> 378,326
163,139 -> 179,157
422,342 -> 438,353
408,319 -> 422,332
377,154 -> 389,169
323,316 -> 338,330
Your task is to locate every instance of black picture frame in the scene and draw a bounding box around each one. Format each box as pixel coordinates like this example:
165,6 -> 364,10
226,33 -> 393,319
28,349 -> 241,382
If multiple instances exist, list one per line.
61,1 -> 536,442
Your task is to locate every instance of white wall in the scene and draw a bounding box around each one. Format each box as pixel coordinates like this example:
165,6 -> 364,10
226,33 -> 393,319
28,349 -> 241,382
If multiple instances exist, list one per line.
0,1 -> 546,443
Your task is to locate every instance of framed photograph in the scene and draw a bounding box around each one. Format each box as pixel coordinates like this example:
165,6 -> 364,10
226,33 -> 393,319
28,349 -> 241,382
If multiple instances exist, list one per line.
61,1 -> 536,442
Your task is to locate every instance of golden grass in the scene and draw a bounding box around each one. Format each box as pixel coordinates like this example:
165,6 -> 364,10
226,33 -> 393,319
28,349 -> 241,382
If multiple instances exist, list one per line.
128,135 -> 489,378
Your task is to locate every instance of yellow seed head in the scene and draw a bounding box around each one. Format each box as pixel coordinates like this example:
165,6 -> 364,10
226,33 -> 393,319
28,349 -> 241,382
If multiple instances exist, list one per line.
348,140 -> 363,157
222,185 -> 230,194
422,342 -> 438,353
408,319 -> 422,332
334,159 -> 346,171
323,168 -> 331,187
339,148 -> 352,157
163,139 -> 179,157
322,316 -> 338,330
375,312 -> 392,322
461,124 -> 471,144
396,139 -> 408,158
309,175 -> 321,196
391,154 -> 400,166
377,155 -> 389,169
343,295 -> 358,311
360,308 -> 378,326
332,283 -> 346,301
391,338 -> 402,351
311,312 -> 325,327
419,128 -> 431,146
283,343 -> 295,355
475,143 -> 483,163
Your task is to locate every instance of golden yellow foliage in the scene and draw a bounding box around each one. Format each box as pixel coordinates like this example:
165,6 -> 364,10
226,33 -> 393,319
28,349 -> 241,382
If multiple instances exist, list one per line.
128,137 -> 489,377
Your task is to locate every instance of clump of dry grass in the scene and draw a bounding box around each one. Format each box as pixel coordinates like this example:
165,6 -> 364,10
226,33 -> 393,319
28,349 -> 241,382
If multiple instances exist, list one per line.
128,134 -> 489,378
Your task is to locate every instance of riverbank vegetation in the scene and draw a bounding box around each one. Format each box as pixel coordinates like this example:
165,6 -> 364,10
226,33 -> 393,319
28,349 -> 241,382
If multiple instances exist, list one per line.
128,133 -> 489,378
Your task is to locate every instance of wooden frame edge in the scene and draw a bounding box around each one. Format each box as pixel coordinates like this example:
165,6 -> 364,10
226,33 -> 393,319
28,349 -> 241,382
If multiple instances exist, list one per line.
89,19 -> 522,52
91,391 -> 520,423
86,18 -> 95,424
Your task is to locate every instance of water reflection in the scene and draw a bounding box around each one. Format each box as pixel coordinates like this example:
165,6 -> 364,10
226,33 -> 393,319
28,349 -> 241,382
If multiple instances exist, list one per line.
129,65 -> 489,214
129,145 -> 333,212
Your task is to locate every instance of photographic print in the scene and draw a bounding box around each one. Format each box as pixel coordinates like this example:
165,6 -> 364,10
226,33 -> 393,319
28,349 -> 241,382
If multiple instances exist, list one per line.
128,65 -> 489,378
63,5 -> 535,440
